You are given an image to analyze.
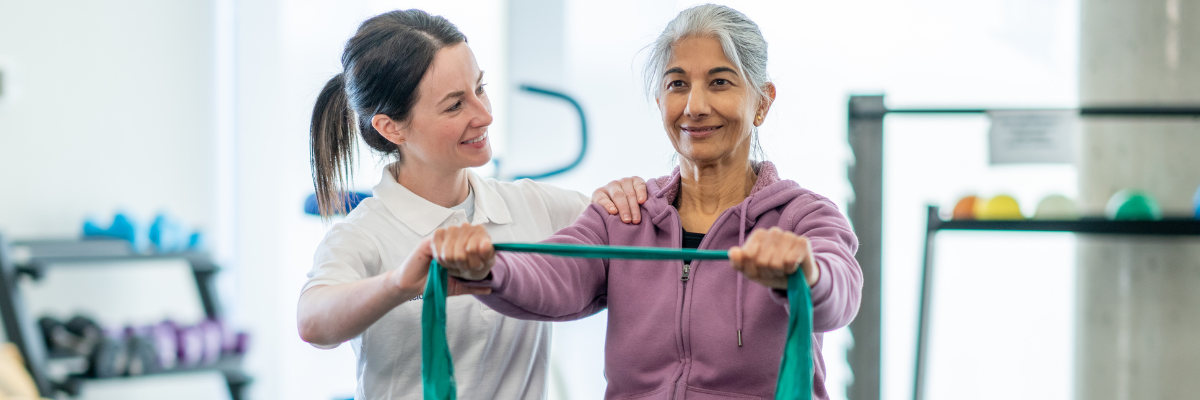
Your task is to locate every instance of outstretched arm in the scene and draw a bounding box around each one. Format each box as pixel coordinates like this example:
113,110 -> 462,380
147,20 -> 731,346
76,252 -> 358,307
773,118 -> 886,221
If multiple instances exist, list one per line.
297,237 -> 489,346
434,206 -> 612,321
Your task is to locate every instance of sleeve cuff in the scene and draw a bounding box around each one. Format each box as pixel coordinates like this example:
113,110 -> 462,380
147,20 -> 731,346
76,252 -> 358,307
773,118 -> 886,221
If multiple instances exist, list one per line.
807,254 -> 835,304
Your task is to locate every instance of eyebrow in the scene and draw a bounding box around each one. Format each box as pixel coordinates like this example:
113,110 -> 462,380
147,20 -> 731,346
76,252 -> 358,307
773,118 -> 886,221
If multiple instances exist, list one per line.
439,71 -> 486,104
662,66 -> 738,77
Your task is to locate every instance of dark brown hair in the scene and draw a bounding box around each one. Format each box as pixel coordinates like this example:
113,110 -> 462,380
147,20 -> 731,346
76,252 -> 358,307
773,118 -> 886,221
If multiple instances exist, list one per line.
310,10 -> 466,217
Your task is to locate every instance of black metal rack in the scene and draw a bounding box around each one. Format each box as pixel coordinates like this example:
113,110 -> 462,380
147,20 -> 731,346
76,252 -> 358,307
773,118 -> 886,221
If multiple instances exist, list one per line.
844,94 -> 1200,400
916,207 -> 1200,400
0,235 -> 249,399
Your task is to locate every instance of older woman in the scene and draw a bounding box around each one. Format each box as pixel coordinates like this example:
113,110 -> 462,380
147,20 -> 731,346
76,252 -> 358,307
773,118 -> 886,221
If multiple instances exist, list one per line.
406,5 -> 860,399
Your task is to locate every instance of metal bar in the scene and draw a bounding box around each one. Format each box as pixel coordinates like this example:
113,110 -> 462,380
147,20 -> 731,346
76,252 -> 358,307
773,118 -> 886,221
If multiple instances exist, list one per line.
0,236 -> 53,396
932,218 -> 1200,235
913,206 -> 940,400
846,95 -> 884,400
852,106 -> 1200,118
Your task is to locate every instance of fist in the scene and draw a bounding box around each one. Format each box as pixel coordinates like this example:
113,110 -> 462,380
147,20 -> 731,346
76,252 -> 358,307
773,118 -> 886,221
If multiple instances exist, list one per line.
431,223 -> 496,282
728,227 -> 819,289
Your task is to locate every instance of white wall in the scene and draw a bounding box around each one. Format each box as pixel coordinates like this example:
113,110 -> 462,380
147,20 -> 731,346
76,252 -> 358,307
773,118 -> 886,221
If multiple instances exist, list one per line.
0,1 -> 1084,399
0,0 -> 216,239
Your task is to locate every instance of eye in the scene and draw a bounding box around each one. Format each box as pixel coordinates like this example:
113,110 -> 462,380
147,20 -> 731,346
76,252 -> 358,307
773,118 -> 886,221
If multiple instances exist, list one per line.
476,83 -> 487,96
666,80 -> 686,90
712,79 -> 730,87
446,101 -> 462,112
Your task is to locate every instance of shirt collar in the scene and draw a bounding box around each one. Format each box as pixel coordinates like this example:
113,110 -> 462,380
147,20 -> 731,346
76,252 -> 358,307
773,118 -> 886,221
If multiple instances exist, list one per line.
372,166 -> 512,236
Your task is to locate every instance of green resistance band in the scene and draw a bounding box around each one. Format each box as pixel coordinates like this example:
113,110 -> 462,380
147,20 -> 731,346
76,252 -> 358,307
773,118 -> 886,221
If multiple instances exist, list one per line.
422,243 -> 814,400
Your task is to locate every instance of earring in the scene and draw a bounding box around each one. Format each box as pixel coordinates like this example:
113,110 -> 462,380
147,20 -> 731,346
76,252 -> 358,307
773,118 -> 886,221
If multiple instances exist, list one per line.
755,114 -> 763,123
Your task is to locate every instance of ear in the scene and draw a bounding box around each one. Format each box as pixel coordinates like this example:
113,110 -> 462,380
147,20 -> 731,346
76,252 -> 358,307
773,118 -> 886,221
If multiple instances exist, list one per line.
371,114 -> 406,146
753,83 -> 777,127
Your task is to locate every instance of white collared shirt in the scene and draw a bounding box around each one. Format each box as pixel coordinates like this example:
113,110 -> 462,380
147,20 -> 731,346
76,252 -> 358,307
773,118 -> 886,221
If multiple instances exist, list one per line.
304,167 -> 589,400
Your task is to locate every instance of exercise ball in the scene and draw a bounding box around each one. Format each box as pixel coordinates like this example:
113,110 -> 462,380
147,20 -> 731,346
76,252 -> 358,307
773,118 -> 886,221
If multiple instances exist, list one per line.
1105,189 -> 1162,220
1033,195 -> 1080,220
952,196 -> 979,220
977,195 -> 1024,220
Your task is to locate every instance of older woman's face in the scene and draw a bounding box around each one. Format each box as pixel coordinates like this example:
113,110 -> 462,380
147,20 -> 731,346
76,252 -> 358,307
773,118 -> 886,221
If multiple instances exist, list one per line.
657,36 -> 759,166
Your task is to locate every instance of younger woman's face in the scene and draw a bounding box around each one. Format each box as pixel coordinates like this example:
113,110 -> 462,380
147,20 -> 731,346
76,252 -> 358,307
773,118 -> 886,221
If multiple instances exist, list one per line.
398,43 -> 493,172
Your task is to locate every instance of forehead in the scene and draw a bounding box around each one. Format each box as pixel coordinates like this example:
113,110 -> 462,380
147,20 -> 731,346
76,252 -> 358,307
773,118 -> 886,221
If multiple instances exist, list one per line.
666,36 -> 736,72
419,43 -> 478,93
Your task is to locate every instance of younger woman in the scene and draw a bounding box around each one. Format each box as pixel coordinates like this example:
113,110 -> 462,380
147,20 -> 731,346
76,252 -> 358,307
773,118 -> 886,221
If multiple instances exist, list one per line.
295,10 -> 642,399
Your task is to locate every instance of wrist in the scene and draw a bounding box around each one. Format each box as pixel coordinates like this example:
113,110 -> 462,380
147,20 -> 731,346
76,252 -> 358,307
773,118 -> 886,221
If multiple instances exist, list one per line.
385,269 -> 422,301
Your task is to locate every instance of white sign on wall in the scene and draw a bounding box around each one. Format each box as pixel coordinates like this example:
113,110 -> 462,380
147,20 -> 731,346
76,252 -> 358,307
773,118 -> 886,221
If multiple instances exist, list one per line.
987,110 -> 1078,164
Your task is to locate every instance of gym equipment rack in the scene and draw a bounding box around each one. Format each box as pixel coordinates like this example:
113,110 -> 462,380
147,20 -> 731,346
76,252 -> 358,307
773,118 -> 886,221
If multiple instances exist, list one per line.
0,235 -> 250,399
845,94 -> 1200,400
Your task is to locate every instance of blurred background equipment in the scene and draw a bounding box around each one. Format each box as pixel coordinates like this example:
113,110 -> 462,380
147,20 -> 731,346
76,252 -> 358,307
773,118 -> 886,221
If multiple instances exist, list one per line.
0,234 -> 250,399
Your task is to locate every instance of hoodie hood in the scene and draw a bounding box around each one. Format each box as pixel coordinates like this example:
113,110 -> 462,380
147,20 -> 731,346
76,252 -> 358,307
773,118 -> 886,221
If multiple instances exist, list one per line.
644,161 -> 808,239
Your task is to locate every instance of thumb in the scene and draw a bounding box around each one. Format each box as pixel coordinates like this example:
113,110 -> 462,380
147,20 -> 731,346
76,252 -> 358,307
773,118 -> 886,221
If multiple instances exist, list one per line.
398,237 -> 436,293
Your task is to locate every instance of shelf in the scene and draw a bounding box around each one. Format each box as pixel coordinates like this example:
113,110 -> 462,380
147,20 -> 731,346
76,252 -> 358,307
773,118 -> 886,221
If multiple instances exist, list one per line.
46,355 -> 245,382
930,217 -> 1200,235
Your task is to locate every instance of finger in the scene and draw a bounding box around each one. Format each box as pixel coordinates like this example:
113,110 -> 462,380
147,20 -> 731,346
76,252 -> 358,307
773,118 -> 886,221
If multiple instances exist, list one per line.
634,176 -> 647,204
610,187 -> 632,223
593,188 -> 619,215
431,228 -> 447,263
447,224 -> 471,267
728,247 -> 745,271
464,229 -> 485,271
788,236 -> 808,275
766,233 -> 788,279
621,179 -> 641,224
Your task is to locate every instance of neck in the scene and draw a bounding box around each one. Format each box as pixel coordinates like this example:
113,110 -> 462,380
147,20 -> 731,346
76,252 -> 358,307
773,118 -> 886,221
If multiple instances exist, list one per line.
677,156 -> 757,217
395,161 -> 470,208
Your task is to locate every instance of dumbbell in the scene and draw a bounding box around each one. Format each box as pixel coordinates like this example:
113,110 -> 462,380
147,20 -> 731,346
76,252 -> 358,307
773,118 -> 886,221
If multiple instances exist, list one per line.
39,317 -> 84,357
148,321 -> 178,370
122,327 -> 161,376
175,324 -> 205,368
198,320 -> 224,365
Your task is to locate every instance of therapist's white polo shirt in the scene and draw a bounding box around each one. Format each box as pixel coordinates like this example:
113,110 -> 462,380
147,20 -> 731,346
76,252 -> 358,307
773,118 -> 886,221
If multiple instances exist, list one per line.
303,167 -> 588,400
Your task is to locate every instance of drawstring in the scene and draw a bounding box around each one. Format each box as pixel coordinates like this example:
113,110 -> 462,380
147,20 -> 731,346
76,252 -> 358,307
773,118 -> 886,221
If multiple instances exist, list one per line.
736,201 -> 749,347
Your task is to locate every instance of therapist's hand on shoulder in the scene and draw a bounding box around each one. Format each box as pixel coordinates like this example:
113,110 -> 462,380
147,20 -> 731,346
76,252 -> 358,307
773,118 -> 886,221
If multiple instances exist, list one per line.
431,223 -> 496,282
592,176 -> 647,224
728,227 -> 820,290
394,236 -> 492,297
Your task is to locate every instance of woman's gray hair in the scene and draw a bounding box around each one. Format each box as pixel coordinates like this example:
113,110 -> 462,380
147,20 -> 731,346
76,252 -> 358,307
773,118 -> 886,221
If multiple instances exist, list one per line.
642,4 -> 770,103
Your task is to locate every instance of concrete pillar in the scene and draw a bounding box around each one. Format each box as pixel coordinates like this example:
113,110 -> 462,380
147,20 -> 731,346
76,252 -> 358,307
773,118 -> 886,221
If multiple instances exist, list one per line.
1077,1 -> 1200,399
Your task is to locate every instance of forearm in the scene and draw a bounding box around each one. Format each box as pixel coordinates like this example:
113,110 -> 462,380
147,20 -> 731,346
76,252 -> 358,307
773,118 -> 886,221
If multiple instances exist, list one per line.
297,270 -> 418,346
472,252 -> 608,321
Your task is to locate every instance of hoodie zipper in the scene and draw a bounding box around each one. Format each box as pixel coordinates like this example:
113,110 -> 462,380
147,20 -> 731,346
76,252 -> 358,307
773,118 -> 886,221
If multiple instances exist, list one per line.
681,262 -> 690,281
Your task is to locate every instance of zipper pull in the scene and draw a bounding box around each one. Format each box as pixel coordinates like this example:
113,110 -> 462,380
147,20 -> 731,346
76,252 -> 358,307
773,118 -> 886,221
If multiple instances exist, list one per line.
681,262 -> 691,282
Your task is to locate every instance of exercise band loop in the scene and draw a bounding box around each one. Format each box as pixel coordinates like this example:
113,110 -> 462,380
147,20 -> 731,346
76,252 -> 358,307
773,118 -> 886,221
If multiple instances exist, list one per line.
421,242 -> 814,400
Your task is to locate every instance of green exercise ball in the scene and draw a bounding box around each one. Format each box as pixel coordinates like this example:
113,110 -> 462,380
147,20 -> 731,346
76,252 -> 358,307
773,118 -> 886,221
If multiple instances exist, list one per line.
1105,189 -> 1162,220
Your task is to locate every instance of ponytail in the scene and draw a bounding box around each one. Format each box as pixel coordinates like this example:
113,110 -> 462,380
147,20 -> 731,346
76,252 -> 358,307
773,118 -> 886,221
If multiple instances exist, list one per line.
310,73 -> 356,218
309,9 -> 467,219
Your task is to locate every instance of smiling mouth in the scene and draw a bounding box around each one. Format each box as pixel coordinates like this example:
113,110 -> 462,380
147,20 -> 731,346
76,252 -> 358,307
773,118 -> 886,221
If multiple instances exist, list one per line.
682,126 -> 721,135
462,133 -> 487,144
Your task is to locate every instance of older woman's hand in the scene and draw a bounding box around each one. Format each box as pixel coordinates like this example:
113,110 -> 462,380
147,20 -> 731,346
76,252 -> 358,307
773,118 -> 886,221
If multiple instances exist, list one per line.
728,227 -> 820,289
431,223 -> 496,282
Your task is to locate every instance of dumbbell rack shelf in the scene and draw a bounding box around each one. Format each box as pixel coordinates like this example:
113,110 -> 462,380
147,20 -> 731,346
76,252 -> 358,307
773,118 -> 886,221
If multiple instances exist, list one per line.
0,236 -> 250,399
915,205 -> 1200,400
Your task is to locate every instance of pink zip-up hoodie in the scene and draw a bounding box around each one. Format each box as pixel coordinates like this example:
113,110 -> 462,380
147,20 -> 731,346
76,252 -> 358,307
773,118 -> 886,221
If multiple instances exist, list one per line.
473,162 -> 861,400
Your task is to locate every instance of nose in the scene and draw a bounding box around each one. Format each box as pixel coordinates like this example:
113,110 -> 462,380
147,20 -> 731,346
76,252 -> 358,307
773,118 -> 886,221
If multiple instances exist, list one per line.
684,88 -> 710,120
467,92 -> 494,128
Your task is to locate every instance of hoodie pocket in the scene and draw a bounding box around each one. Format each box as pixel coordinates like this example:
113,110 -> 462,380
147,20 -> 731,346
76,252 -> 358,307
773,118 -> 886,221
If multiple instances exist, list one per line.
684,386 -> 762,400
